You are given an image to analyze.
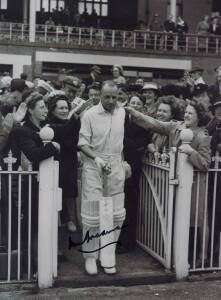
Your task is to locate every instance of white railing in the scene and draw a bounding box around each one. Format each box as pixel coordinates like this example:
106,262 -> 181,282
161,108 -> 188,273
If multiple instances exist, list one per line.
138,128 -> 221,279
0,22 -> 221,55
189,153 -> 221,272
0,128 -> 61,289
137,147 -> 176,269
0,150 -> 38,283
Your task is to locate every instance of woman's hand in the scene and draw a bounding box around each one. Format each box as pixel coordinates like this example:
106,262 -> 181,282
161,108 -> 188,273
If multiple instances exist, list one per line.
125,106 -> 140,117
52,141 -> 60,152
12,102 -> 27,122
179,144 -> 194,155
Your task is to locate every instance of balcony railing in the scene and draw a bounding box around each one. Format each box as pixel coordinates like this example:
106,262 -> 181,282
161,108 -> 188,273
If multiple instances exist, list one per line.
0,22 -> 221,55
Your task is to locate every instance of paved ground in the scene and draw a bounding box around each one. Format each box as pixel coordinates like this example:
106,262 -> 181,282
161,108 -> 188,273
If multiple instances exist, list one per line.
55,228 -> 175,288
1,278 -> 221,299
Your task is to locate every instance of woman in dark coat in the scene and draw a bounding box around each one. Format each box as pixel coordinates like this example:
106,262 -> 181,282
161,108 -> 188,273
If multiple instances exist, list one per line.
14,92 -> 60,274
47,92 -> 80,232
117,95 -> 150,253
14,91 -> 79,272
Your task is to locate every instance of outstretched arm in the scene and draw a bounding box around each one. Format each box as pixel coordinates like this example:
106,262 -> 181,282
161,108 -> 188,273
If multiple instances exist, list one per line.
125,107 -> 171,136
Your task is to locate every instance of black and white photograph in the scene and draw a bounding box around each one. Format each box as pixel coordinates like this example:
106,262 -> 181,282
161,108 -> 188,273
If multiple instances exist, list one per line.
0,0 -> 221,299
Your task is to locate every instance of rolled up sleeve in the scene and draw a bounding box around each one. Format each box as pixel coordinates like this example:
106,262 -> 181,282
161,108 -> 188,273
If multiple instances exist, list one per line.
78,113 -> 92,148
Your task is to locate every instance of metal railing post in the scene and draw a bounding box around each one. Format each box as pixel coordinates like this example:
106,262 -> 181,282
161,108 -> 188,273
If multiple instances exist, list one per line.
173,129 -> 194,280
44,25 -> 47,43
78,27 -> 82,45
38,127 -> 56,288
89,27 -> 93,46
56,26 -> 58,43
67,27 -> 70,44
9,23 -> 12,40
123,31 -> 126,48
133,32 -> 136,48
112,30 -> 115,47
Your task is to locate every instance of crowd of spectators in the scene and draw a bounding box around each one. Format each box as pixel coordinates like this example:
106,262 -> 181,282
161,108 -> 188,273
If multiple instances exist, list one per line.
37,6 -> 100,28
0,63 -> 221,274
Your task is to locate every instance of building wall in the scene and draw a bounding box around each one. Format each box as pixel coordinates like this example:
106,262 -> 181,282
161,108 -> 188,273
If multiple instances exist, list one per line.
0,43 -> 219,84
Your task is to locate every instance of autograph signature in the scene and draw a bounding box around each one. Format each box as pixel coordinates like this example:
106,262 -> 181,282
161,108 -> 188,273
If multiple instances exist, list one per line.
69,224 -> 128,253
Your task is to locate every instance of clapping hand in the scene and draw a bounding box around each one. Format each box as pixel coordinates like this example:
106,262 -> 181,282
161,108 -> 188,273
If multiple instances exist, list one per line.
12,102 -> 27,123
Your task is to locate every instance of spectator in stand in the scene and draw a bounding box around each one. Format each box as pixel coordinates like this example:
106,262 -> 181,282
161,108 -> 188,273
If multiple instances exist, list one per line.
209,15 -> 221,35
90,8 -> 98,28
176,16 -> 188,48
38,8 -> 46,24
74,9 -> 81,27
141,82 -> 159,117
164,15 -> 176,50
196,15 -> 210,51
58,6 -> 65,25
80,8 -> 90,27
64,7 -> 71,26
112,64 -> 126,85
45,16 -> 55,31
209,16 -> 221,51
52,8 -> 59,25
149,13 -> 164,49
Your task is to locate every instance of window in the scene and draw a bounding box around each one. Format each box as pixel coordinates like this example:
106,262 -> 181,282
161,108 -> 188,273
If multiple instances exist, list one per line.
36,0 -> 65,12
78,0 -> 109,17
0,0 -> 7,10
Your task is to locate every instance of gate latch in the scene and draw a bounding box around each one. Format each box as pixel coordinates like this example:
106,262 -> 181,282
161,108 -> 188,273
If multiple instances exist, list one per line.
169,179 -> 179,185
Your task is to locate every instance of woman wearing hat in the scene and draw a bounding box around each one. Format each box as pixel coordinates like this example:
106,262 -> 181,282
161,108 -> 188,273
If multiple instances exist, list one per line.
141,82 -> 159,117
112,64 -> 126,85
126,100 -> 211,265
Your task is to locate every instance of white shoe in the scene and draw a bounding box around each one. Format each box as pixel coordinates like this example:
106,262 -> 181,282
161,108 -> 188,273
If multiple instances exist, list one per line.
67,221 -> 77,233
104,266 -> 117,275
85,258 -> 98,275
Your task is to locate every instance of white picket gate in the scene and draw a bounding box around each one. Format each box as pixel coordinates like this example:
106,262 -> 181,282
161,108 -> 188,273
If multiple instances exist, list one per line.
137,148 -> 176,269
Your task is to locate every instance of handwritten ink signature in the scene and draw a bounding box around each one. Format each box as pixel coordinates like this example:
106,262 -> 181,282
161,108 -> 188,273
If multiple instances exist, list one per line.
69,224 -> 128,253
